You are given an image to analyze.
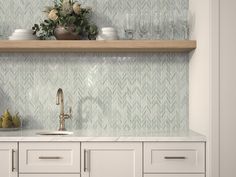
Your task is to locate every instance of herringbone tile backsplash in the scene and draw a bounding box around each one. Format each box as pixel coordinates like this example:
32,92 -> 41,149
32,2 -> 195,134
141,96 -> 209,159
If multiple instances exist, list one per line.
0,0 -> 189,132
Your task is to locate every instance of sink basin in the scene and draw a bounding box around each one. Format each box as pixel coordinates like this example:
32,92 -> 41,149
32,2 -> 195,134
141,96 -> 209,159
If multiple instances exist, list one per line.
37,131 -> 74,135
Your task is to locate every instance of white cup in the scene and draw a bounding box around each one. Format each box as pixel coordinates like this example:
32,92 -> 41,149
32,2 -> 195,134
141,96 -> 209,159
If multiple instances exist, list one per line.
97,27 -> 119,40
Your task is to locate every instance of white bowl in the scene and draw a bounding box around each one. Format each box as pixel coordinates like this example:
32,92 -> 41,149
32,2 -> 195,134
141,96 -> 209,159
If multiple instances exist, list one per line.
9,39 -> 36,40
14,29 -> 33,33
96,35 -> 118,40
101,33 -> 118,37
11,34 -> 35,38
12,32 -> 34,36
101,27 -> 116,32
101,31 -> 117,35
9,36 -> 37,40
10,34 -> 35,38
13,31 -> 33,34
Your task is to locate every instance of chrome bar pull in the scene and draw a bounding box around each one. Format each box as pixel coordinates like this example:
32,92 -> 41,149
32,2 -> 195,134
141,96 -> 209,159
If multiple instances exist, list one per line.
38,156 -> 62,160
84,149 -> 90,172
11,149 -> 15,172
164,156 -> 187,160
84,149 -> 87,172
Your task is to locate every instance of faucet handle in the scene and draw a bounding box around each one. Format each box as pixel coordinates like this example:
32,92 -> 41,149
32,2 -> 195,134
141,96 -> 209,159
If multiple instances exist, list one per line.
69,107 -> 72,119
64,107 -> 72,120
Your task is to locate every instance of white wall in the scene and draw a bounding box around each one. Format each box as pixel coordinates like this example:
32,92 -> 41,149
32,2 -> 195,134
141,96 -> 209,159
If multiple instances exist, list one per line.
189,0 -> 210,136
189,0 -> 211,176
220,0 -> 236,176
211,0 -> 220,176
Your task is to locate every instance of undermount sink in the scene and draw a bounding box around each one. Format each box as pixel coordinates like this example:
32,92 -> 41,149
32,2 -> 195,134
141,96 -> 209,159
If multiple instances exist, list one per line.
37,131 -> 74,135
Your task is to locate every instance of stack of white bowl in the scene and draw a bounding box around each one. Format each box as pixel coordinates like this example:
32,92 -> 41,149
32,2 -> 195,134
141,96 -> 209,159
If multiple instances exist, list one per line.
9,29 -> 37,40
96,27 -> 119,40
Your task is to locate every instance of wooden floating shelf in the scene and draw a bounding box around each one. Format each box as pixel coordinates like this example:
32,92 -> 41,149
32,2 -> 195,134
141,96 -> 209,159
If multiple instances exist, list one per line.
0,40 -> 196,53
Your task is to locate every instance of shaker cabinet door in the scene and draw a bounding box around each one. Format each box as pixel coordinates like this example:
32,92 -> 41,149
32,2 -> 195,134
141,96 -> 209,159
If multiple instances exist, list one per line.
144,175 -> 204,177
0,142 -> 18,177
81,142 -> 142,177
20,174 -> 80,177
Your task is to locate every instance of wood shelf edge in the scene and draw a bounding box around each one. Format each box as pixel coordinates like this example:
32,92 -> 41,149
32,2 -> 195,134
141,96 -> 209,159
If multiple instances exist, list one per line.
0,40 -> 197,53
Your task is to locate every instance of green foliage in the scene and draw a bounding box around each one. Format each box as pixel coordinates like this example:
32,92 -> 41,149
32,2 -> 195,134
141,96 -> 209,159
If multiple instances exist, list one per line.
32,0 -> 98,40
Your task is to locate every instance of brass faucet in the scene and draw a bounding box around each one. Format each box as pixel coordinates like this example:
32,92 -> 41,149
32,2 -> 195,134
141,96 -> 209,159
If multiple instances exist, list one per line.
56,88 -> 72,131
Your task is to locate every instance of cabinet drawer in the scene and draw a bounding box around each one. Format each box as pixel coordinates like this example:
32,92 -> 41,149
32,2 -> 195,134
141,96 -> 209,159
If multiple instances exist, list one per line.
19,142 -> 80,173
144,142 -> 205,173
20,175 -> 80,177
144,175 -> 204,177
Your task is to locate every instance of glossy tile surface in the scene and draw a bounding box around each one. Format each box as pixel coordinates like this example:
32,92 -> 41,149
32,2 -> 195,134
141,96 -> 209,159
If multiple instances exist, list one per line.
0,0 -> 189,132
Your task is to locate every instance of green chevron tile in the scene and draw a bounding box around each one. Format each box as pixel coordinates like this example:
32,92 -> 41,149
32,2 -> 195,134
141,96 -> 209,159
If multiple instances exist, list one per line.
0,0 -> 189,133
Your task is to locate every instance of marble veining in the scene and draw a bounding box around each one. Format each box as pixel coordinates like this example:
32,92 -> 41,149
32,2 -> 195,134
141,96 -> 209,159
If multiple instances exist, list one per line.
0,130 -> 206,142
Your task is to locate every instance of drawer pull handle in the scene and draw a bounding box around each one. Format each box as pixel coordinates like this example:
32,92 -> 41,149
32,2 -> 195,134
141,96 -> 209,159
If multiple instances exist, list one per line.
84,149 -> 90,172
12,149 -> 15,172
84,150 -> 87,172
38,156 -> 62,160
164,156 -> 187,160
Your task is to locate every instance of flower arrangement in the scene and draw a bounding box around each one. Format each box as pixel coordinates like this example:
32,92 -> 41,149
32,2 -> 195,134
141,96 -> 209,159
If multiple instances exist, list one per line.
33,0 -> 98,40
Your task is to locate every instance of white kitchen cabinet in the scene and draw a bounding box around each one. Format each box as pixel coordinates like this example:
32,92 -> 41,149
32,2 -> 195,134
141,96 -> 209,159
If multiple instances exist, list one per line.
0,140 -> 205,177
81,142 -> 142,177
0,142 -> 18,177
144,175 -> 204,177
20,174 -> 80,177
19,142 -> 80,173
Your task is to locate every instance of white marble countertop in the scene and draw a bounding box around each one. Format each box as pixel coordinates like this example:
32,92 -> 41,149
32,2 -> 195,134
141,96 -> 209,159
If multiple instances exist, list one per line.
0,129 -> 206,142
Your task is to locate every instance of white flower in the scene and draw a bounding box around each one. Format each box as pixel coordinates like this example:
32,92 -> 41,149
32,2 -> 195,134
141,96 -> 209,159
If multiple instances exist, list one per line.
62,0 -> 73,15
73,2 -> 81,14
48,9 -> 58,21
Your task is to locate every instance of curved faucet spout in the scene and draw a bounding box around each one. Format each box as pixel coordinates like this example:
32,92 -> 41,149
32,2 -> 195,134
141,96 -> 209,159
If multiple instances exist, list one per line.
56,88 -> 64,116
56,88 -> 72,131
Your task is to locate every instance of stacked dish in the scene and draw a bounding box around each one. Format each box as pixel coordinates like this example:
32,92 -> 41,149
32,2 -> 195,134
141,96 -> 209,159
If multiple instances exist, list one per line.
96,27 -> 119,40
9,29 -> 37,40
